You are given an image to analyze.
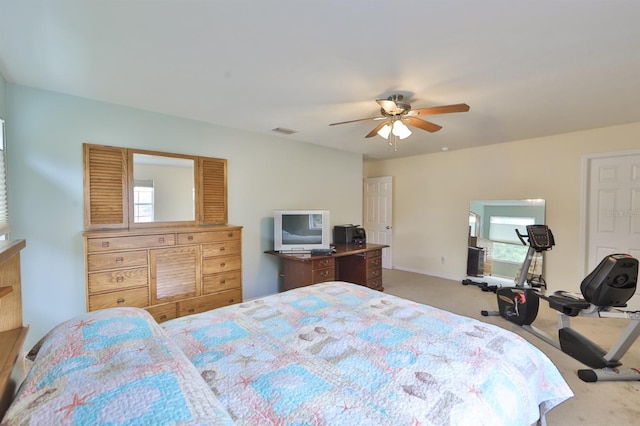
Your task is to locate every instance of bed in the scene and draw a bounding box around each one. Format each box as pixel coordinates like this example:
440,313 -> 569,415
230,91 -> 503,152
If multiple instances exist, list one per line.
1,281 -> 573,425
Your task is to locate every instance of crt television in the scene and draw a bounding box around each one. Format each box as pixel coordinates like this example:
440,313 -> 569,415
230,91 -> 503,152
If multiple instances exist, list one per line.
274,210 -> 330,253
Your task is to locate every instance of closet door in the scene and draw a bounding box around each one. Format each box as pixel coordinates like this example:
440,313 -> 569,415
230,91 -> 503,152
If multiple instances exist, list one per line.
83,144 -> 128,229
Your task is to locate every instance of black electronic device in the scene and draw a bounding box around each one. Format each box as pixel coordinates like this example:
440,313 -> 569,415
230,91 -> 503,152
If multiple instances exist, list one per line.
333,225 -> 366,245
516,225 -> 555,252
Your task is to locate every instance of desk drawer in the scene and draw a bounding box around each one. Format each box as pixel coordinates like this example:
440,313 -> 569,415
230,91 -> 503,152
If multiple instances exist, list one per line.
88,287 -> 149,311
365,249 -> 382,259
366,267 -> 382,281
202,255 -> 241,274
367,277 -> 383,291
202,240 -> 241,258
177,229 -> 241,245
87,250 -> 148,272
366,256 -> 382,269
87,234 -> 175,252
312,267 -> 335,283
203,271 -> 242,294
312,258 -> 335,269
177,289 -> 242,317
88,267 -> 148,293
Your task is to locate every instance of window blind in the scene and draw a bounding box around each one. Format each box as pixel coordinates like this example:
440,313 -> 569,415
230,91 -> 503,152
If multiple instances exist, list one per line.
0,119 -> 9,236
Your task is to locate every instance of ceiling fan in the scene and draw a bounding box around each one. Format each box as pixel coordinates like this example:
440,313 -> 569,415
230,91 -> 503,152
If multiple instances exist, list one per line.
329,94 -> 470,148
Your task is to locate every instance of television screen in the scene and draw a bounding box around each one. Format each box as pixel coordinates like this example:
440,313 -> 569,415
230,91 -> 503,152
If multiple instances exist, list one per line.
274,210 -> 330,252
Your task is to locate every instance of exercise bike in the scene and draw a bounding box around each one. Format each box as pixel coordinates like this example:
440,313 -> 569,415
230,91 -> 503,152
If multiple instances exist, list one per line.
483,225 -> 640,382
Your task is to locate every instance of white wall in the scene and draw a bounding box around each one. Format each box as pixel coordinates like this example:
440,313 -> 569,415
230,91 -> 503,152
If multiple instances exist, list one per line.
6,84 -> 363,348
364,122 -> 640,294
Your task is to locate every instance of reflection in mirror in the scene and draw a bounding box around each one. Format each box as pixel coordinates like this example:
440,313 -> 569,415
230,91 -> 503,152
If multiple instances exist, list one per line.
467,199 -> 545,283
133,154 -> 195,223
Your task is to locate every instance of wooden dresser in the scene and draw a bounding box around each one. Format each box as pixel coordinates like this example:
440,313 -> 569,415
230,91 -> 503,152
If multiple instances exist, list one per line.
85,226 -> 242,322
82,143 -> 242,322
0,240 -> 27,420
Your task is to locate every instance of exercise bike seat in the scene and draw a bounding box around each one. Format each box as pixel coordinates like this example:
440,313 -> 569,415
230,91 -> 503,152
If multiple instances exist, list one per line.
547,291 -> 591,316
547,254 -> 638,316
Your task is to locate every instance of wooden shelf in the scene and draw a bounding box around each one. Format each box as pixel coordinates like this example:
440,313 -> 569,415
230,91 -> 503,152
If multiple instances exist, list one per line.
0,287 -> 11,299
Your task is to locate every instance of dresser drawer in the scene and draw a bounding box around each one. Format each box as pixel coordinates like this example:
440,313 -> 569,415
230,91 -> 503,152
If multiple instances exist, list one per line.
312,267 -> 335,283
312,257 -> 335,269
177,229 -> 241,245
87,250 -> 148,272
202,240 -> 241,258
203,271 -> 242,294
177,289 -> 242,317
87,234 -> 175,252
88,287 -> 149,311
88,267 -> 148,293
202,255 -> 241,274
146,303 -> 177,323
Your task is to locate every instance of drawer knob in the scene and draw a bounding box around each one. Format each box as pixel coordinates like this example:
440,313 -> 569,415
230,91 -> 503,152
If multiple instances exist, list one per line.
187,235 -> 194,241
228,298 -> 235,303
116,276 -> 124,283
159,237 -> 165,243
188,308 -> 195,313
117,298 -> 125,304
102,242 -> 110,248
220,279 -> 226,285
228,232 -> 233,238
220,262 -> 226,267
220,246 -> 226,251
160,314 -> 167,320
115,257 -> 124,264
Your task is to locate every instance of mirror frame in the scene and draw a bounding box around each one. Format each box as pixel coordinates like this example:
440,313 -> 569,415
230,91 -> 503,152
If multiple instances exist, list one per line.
127,148 -> 198,228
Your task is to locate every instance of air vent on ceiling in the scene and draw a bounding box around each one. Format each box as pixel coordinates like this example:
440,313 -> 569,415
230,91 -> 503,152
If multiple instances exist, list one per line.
272,127 -> 298,135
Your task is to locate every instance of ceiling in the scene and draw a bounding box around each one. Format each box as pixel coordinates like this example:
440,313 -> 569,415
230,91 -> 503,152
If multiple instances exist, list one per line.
1,0 -> 639,160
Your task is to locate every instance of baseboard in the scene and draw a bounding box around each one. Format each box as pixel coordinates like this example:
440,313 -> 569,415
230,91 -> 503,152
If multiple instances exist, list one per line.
390,265 -> 464,282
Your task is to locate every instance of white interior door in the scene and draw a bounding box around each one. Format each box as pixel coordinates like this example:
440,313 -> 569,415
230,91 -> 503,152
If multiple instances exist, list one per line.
583,151 -> 640,309
363,176 -> 392,269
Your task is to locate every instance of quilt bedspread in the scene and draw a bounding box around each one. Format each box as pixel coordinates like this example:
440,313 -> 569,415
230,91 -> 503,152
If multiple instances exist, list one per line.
2,308 -> 233,426
162,281 -> 573,426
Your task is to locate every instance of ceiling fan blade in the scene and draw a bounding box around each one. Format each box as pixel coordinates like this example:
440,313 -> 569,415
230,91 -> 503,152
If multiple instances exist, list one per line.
329,116 -> 384,126
408,103 -> 470,116
365,121 -> 389,138
376,99 -> 402,115
403,117 -> 442,133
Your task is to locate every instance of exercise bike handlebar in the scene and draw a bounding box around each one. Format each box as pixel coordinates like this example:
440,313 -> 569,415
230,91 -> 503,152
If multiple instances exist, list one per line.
515,228 -> 528,246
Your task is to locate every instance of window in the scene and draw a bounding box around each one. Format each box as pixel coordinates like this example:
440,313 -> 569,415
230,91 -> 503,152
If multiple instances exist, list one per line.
489,216 -> 535,262
0,119 -> 9,238
133,179 -> 154,223
489,216 -> 534,244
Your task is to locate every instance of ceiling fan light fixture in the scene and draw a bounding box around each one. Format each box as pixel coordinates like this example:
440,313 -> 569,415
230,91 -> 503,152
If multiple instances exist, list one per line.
377,123 -> 392,139
392,120 -> 412,140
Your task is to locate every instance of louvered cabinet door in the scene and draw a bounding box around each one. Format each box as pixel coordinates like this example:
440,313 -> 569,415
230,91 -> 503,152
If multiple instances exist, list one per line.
83,144 -> 128,229
198,157 -> 227,224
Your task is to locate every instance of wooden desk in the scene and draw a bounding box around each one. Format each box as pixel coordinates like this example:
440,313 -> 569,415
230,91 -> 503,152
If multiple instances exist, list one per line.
266,243 -> 388,292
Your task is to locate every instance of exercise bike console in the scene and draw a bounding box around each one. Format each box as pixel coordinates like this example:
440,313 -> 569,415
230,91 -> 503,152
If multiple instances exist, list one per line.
516,224 -> 555,252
